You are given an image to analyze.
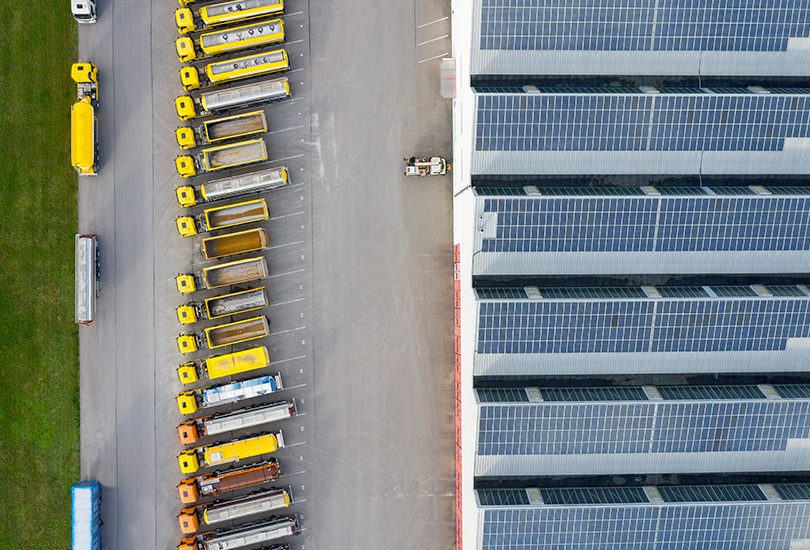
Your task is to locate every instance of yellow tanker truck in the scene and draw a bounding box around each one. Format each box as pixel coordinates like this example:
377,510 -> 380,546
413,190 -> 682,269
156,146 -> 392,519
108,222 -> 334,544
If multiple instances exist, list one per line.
71,62 -> 99,176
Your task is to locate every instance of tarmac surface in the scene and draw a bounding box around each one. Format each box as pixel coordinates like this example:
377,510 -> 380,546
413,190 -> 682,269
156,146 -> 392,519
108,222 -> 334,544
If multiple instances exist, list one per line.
78,0 -> 453,548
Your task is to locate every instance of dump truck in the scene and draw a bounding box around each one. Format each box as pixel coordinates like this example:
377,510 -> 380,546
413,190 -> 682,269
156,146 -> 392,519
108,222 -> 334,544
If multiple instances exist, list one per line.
178,488 -> 292,534
176,0 -> 285,35
178,430 -> 284,474
178,459 -> 281,504
177,517 -> 298,550
176,18 -> 285,62
177,345 -> 270,385
180,48 -> 289,91
176,198 -> 268,237
176,111 -> 268,150
176,166 -> 288,208
176,139 -> 268,178
177,316 -> 270,354
176,256 -> 269,295
178,400 -> 297,444
177,373 -> 283,414
201,227 -> 269,260
72,481 -> 101,550
71,62 -> 99,176
177,287 -> 268,325
175,77 -> 290,121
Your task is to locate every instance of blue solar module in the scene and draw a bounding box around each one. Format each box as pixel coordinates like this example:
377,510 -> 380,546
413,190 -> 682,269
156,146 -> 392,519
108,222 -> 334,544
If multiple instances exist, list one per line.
475,92 -> 810,152
480,195 -> 810,253
476,296 -> 810,354
477,401 -> 810,456
479,0 -> 810,52
481,503 -> 810,549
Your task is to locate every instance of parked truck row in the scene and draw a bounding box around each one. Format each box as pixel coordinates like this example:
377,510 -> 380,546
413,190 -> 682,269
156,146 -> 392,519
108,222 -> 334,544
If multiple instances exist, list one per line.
167,3 -> 305,545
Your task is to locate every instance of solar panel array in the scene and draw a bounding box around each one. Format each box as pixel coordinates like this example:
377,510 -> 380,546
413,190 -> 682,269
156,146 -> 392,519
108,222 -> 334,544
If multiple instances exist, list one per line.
477,295 -> 810,354
479,194 -> 810,253
479,0 -> 810,52
477,400 -> 810,456
480,503 -> 810,549
475,91 -> 810,152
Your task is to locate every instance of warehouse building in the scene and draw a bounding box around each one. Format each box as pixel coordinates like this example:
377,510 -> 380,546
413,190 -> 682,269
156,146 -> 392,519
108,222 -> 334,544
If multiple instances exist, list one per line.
451,1 -> 810,548
472,87 -> 810,176
473,185 -> 810,276
472,0 -> 810,78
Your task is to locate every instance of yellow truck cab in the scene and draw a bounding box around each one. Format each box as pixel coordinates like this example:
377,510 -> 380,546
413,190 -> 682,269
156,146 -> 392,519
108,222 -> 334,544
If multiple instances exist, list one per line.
70,63 -> 99,175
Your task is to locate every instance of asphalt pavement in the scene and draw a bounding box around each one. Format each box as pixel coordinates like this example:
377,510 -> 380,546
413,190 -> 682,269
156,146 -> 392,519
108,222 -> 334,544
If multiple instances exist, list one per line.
78,0 -> 453,548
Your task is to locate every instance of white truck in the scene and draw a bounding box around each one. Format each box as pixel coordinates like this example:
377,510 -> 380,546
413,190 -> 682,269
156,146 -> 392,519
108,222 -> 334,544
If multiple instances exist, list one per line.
176,166 -> 289,208
175,77 -> 290,121
177,488 -> 293,534
176,373 -> 284,415
177,400 -> 297,444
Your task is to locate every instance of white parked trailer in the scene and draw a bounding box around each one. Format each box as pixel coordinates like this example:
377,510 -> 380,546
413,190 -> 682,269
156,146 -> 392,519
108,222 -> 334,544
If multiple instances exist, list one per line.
75,234 -> 99,325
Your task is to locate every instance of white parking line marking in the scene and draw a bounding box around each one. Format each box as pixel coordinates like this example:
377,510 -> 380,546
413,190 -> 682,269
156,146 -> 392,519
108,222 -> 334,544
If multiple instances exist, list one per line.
268,125 -> 306,135
268,268 -> 306,279
269,153 -> 304,164
273,355 -> 307,364
269,326 -> 306,337
268,240 -> 305,250
418,16 -> 449,28
270,297 -> 306,307
268,211 -> 305,221
418,34 -> 449,46
418,52 -> 450,64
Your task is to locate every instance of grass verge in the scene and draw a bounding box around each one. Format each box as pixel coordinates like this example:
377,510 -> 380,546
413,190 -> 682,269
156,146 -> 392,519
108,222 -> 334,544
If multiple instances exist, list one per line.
0,2 -> 79,548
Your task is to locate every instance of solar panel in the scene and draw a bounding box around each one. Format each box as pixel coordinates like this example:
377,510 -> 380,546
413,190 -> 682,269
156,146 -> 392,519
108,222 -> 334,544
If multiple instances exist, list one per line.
476,388 -> 529,402
479,0 -> 810,52
774,483 -> 810,501
477,489 -> 530,506
476,295 -> 810,354
475,92 -> 810,152
656,385 -> 766,400
477,401 -> 810,456
480,503 -> 810,549
539,387 -> 648,402
479,195 -> 810,254
774,384 -> 810,399
540,487 -> 648,505
658,484 -> 767,503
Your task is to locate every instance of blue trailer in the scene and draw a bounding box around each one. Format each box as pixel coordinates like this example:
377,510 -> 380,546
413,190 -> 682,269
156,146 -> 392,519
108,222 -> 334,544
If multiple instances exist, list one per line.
72,480 -> 101,550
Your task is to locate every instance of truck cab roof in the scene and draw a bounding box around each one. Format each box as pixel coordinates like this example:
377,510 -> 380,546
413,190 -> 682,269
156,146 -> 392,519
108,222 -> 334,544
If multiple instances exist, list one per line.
72,0 -> 96,21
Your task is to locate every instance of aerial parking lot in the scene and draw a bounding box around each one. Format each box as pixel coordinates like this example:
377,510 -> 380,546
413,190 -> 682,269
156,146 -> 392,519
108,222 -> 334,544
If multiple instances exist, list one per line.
73,0 -> 453,548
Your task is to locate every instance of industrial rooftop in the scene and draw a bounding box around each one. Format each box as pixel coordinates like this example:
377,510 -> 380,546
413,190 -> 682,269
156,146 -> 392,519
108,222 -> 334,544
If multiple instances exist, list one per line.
451,1 -> 810,548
